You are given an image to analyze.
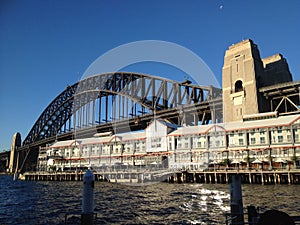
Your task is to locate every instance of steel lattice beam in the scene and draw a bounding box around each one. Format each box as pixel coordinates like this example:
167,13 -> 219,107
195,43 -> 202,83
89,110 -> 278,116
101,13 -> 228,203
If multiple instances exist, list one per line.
23,72 -> 221,147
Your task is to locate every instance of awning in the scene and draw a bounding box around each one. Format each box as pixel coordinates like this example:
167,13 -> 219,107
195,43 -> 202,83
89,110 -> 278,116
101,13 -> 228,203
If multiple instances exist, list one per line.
275,158 -> 287,163
209,160 -> 219,165
231,159 -> 240,164
252,159 -> 262,164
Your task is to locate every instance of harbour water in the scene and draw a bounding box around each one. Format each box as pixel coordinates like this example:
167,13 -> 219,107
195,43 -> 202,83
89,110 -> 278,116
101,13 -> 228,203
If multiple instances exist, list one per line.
0,175 -> 299,225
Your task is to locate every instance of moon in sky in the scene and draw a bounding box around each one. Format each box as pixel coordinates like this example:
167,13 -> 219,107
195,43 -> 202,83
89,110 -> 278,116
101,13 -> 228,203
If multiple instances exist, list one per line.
219,5 -> 223,10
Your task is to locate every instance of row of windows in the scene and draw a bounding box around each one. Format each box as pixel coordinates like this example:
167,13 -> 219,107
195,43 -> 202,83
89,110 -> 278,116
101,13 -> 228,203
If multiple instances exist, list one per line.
80,141 -> 146,150
150,137 -> 162,148
173,129 -> 300,149
48,135 -> 298,157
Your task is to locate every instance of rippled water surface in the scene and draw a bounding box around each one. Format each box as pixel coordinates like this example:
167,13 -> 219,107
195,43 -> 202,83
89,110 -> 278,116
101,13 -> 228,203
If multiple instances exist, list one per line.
0,175 -> 299,224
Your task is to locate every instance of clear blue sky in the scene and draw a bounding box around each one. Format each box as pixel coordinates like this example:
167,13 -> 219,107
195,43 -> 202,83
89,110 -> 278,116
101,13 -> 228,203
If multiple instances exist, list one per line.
1,0 -> 299,151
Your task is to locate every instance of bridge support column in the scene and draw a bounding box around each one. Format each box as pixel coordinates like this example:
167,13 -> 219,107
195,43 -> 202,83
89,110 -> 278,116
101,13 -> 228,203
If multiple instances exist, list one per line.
9,132 -> 21,174
193,113 -> 198,126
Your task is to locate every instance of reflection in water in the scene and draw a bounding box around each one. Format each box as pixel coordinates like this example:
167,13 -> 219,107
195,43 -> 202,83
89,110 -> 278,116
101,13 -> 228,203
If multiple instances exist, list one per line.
0,175 -> 299,225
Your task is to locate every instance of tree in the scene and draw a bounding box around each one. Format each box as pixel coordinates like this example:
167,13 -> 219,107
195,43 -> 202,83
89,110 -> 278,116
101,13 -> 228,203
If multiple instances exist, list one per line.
220,158 -> 231,168
244,156 -> 251,169
291,155 -> 298,169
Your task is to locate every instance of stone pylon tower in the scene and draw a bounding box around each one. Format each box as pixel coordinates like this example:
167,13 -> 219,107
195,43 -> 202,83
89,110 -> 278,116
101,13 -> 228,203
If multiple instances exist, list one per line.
222,39 -> 293,123
222,39 -> 266,122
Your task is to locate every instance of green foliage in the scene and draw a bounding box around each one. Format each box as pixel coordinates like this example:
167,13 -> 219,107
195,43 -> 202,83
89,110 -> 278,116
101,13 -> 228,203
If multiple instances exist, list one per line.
291,155 -> 298,162
219,158 -> 231,166
49,165 -> 56,172
244,156 -> 251,163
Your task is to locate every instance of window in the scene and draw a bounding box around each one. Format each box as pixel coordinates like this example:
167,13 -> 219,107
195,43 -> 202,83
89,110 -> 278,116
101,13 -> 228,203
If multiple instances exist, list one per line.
278,136 -> 283,143
151,137 -> 162,148
285,130 -> 291,142
250,138 -> 256,145
185,143 -> 189,148
229,135 -> 235,145
235,80 -> 243,92
260,137 -> 265,144
197,142 -> 201,148
239,139 -> 244,145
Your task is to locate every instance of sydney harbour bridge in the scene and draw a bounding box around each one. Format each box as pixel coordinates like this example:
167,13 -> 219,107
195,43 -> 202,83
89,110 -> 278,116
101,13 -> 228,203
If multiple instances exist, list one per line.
2,71 -> 300,173
5,72 -> 223,173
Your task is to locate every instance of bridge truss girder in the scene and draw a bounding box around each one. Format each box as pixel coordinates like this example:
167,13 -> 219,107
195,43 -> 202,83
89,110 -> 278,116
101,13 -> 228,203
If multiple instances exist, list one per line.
23,72 -> 221,146
260,81 -> 300,115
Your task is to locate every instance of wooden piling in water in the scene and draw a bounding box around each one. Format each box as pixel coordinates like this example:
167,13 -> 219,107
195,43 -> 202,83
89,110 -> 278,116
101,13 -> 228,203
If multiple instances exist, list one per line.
20,169 -> 300,185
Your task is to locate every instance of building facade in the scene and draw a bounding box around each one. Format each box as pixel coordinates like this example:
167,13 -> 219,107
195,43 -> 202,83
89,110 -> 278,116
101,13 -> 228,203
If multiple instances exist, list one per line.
38,115 -> 300,172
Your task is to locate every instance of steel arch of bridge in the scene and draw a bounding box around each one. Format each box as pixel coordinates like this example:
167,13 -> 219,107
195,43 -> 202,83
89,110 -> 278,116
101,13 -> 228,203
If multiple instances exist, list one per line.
23,72 -> 221,146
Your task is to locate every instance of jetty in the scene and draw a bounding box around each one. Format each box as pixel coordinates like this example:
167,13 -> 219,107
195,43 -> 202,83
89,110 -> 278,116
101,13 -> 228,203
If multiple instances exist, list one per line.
21,168 -> 300,185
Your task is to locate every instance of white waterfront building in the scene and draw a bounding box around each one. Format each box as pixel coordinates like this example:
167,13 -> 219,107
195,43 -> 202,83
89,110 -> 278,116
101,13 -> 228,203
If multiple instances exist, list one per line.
38,114 -> 300,172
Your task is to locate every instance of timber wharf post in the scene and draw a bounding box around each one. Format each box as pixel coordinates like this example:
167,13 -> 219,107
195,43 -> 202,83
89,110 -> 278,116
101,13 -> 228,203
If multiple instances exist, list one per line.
21,169 -> 300,184
172,169 -> 300,185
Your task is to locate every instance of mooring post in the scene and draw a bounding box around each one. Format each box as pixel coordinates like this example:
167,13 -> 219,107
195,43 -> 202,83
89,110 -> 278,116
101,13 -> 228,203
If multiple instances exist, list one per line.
229,174 -> 244,225
81,169 -> 95,225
